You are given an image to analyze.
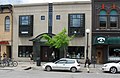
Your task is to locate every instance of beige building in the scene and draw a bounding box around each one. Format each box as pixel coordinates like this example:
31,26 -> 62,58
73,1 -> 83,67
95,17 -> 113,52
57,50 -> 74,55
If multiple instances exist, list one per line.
13,1 -> 92,62
0,5 -> 13,59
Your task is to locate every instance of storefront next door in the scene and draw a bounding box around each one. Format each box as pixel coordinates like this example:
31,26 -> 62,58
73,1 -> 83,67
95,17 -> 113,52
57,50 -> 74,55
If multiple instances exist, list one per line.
93,36 -> 108,64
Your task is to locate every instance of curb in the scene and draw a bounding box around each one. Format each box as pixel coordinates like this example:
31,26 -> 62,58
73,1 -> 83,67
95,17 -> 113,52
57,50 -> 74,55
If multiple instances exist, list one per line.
0,67 -> 15,70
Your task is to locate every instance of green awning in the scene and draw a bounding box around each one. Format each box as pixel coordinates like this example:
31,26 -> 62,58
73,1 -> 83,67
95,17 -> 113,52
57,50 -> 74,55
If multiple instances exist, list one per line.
93,36 -> 120,45
93,36 -> 108,45
108,37 -> 120,44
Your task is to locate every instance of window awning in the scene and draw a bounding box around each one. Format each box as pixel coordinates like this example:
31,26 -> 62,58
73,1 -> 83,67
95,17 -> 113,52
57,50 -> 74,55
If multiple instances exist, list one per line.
0,41 -> 9,45
108,37 -> 120,44
29,33 -> 55,42
93,36 -> 120,45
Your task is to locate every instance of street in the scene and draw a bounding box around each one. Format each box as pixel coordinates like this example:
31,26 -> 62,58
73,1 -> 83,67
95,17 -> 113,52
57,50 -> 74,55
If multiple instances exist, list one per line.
0,68 -> 120,78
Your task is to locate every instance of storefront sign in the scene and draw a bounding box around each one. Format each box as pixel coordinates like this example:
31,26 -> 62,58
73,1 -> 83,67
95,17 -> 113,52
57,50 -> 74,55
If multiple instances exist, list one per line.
0,41 -> 9,44
97,37 -> 106,43
114,49 -> 120,52
94,36 -> 107,44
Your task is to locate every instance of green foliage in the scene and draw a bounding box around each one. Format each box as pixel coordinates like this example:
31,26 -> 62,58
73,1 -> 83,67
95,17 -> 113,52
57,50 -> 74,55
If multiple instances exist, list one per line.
42,28 -> 74,49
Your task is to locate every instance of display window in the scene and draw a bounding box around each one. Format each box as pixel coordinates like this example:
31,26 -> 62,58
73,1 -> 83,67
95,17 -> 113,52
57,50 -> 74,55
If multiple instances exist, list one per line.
108,46 -> 120,61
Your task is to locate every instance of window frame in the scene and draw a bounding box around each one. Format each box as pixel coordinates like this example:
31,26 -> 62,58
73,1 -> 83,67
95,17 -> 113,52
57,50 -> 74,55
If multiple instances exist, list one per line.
41,16 -> 45,20
98,10 -> 107,29
110,15 -> 118,28
56,60 -> 67,64
68,13 -> 85,36
66,60 -> 75,64
69,14 -> 84,27
19,15 -> 31,26
97,10 -> 119,30
19,15 -> 33,37
5,16 -> 10,32
18,46 -> 33,57
108,46 -> 120,61
56,15 -> 60,20
109,10 -> 118,28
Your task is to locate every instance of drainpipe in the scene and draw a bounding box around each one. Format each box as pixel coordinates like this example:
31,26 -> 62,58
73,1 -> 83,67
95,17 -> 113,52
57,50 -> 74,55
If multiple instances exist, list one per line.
11,5 -> 13,59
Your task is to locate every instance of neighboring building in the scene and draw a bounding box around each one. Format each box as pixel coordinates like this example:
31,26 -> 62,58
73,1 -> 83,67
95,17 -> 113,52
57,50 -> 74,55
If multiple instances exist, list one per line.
0,4 -> 13,59
92,0 -> 120,64
13,1 -> 92,62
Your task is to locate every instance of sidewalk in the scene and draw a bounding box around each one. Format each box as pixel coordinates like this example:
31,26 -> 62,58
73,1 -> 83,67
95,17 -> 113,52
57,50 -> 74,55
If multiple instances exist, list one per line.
80,64 -> 103,73
0,62 -> 103,73
0,62 -> 41,71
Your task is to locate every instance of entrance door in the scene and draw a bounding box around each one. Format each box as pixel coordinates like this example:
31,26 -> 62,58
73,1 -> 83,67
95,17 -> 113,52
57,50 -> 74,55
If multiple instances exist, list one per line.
41,46 -> 53,62
96,49 -> 103,64
7,46 -> 12,58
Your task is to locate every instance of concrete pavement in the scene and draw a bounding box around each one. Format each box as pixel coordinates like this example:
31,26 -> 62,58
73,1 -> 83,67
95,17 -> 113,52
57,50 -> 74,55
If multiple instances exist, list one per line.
0,62 -> 103,73
0,62 -> 41,71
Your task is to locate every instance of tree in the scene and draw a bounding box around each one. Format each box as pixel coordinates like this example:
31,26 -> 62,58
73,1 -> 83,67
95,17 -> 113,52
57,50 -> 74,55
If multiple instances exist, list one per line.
42,28 -> 74,57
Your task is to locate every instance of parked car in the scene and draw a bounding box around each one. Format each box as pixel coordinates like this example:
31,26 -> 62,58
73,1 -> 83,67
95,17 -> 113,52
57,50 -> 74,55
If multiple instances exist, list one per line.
42,58 -> 81,72
102,61 -> 120,74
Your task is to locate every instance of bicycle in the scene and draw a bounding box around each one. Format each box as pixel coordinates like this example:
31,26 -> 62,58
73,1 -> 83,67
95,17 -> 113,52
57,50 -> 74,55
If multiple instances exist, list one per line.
0,60 -> 6,67
1,58 -> 18,67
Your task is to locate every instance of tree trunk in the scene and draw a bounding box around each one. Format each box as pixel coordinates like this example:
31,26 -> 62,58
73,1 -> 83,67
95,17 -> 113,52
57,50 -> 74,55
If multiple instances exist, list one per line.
64,47 -> 66,58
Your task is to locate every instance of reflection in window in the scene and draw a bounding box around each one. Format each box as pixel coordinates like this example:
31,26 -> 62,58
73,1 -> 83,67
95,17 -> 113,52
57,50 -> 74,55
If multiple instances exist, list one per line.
99,10 -> 107,28
109,47 -> 120,61
57,60 -> 66,64
70,14 -> 84,27
68,47 -> 84,59
20,16 -> 31,25
41,16 -> 45,20
66,60 -> 75,64
56,15 -> 60,20
110,10 -> 118,28
5,16 -> 10,31
18,46 -> 33,57
19,15 -> 33,37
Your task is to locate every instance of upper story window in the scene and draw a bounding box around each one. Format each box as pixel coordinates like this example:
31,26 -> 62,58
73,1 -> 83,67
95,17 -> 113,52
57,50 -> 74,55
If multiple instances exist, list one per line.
19,16 -> 31,25
19,15 -> 33,37
70,14 -> 84,27
56,15 -> 60,20
5,16 -> 10,31
68,14 -> 85,36
99,10 -> 107,28
41,16 -> 45,20
110,10 -> 118,28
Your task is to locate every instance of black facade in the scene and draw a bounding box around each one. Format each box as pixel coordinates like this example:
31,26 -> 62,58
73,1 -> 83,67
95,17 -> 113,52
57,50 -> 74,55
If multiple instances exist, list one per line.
30,33 -> 57,62
92,0 -> 120,64
19,15 -> 33,37
48,3 -> 53,34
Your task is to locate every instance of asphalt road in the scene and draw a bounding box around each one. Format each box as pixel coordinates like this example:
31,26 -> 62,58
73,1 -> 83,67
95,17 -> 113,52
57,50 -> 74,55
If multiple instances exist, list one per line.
0,69 -> 120,78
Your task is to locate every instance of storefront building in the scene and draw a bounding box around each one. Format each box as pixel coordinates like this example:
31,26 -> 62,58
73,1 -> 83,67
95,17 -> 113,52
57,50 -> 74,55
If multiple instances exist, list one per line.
0,5 -> 13,60
92,0 -> 120,64
13,1 -> 92,62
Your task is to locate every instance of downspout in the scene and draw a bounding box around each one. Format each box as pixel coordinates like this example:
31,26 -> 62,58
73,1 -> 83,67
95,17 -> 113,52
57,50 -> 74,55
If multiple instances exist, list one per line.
11,5 -> 13,58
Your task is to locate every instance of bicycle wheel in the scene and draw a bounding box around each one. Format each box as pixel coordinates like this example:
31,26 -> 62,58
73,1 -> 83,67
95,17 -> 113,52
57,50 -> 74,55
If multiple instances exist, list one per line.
13,61 -> 18,67
3,62 -> 9,67
0,61 -> 5,67
9,61 -> 14,67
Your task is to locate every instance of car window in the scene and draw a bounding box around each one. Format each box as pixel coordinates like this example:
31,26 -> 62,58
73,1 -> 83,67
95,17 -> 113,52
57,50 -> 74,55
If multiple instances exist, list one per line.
66,60 -> 75,64
56,60 -> 66,64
